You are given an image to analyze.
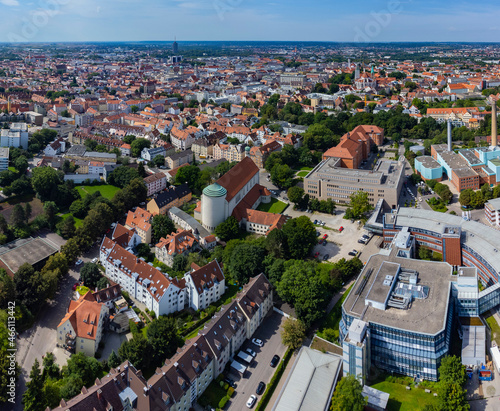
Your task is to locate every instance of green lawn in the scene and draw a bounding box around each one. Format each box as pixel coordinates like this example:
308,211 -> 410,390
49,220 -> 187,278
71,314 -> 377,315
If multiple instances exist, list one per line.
370,381 -> 439,411
198,380 -> 228,408
317,284 -> 354,342
300,166 -> 313,171
77,184 -> 120,200
257,198 -> 288,214
296,171 -> 309,177
484,311 -> 500,346
60,212 -> 84,228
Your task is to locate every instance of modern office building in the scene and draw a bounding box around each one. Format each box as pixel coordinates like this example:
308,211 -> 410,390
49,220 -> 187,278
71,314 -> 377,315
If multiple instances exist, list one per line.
304,157 -> 404,209
0,148 -> 9,171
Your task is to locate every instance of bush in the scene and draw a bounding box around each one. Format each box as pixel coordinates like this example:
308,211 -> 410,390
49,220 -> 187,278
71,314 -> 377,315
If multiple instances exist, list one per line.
223,382 -> 229,390
218,396 -> 229,409
227,387 -> 235,397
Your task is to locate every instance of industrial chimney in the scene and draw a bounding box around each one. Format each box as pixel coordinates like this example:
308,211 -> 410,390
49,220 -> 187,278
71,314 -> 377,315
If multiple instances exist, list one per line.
447,120 -> 452,151
492,99 -> 498,148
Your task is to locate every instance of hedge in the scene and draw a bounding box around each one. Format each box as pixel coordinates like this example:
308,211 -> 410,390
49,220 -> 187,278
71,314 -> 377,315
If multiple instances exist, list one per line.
255,348 -> 293,411
218,395 -> 229,409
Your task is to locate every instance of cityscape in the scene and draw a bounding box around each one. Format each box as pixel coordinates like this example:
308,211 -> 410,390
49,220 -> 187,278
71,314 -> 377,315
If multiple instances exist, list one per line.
3,3 -> 500,411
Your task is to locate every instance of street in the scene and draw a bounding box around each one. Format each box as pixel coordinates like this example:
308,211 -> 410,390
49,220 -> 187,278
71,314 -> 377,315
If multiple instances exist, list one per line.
11,244 -> 100,411
226,313 -> 287,410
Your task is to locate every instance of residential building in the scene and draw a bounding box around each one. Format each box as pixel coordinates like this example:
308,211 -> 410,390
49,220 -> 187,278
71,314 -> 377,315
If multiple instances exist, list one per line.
110,223 -> 142,250
44,138 -> 66,156
166,149 -> 193,169
213,143 -> 247,163
485,198 -> 500,226
0,148 -> 9,171
74,112 -> 94,128
147,184 -> 192,215
141,146 -> 166,162
184,260 -> 225,310
243,209 -> 287,235
100,237 -> 186,317
155,229 -> 199,266
280,73 -> 306,88
0,123 -> 29,149
304,157 -> 404,209
247,140 -> 282,169
57,291 -> 109,356
144,173 -> 167,196
125,207 -> 152,244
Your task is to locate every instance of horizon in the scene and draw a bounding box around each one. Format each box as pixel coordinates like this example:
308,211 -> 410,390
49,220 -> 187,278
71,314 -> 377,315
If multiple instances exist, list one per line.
2,0 -> 500,43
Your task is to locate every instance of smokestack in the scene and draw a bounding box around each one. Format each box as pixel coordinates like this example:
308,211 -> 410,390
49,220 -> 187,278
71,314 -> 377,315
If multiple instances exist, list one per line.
447,120 -> 452,151
492,99 -> 498,148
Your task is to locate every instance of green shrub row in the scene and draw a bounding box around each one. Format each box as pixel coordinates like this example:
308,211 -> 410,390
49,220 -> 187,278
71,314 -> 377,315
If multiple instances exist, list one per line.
255,348 -> 293,411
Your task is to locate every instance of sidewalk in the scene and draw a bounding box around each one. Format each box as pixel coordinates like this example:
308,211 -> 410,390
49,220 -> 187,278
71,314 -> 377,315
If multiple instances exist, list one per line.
267,350 -> 299,407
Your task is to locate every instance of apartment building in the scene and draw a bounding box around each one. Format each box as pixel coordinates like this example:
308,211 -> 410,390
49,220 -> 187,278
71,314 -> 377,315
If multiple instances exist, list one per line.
166,149 -> 193,169
0,148 -> 9,171
147,184 -> 192,215
0,123 -> 28,149
184,260 -> 225,311
213,143 -> 247,163
246,140 -> 281,169
144,173 -> 167,196
485,198 -> 500,226
125,207 -> 152,244
155,229 -> 199,266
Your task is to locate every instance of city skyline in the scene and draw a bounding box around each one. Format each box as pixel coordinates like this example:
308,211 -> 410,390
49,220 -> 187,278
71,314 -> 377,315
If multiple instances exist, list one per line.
2,0 -> 500,43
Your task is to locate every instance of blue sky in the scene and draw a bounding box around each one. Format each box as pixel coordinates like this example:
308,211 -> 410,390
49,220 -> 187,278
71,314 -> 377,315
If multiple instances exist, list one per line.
1,0 -> 499,43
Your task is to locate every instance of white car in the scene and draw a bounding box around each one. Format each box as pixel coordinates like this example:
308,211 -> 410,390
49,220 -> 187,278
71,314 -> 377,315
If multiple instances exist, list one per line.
245,347 -> 257,357
246,394 -> 257,408
251,338 -> 263,347
91,258 -> 98,264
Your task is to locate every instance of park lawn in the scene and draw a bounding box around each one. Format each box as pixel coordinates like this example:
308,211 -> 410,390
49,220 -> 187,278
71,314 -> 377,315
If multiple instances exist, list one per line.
317,284 -> 354,342
426,199 -> 448,213
300,166 -> 313,171
198,380 -> 228,408
370,381 -> 439,411
60,212 -> 84,228
296,171 -> 309,177
485,311 -> 500,346
77,184 -> 120,200
257,198 -> 288,214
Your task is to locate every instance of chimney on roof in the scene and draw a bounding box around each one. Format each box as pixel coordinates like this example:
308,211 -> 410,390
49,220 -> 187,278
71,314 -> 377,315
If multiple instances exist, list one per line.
447,119 -> 452,152
492,98 -> 498,148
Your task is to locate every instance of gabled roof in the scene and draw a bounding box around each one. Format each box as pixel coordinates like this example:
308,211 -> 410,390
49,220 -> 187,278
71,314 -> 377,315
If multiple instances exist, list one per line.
58,291 -> 104,340
187,260 -> 224,295
216,156 -> 259,202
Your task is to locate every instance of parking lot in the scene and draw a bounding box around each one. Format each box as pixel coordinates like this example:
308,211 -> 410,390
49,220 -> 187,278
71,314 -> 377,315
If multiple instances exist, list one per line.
225,312 -> 287,410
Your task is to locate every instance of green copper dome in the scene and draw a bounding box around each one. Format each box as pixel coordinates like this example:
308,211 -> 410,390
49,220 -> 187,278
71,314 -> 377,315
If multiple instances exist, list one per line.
203,182 -> 227,197
245,146 -> 251,152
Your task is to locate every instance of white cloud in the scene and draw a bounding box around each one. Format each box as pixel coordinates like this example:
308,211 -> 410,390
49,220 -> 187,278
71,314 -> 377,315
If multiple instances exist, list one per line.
0,0 -> 20,6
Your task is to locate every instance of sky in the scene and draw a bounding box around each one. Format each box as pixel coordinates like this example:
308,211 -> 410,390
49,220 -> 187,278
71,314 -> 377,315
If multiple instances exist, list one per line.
1,0 -> 500,43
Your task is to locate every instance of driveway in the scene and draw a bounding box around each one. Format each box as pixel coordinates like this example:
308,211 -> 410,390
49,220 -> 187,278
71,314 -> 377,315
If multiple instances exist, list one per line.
225,312 -> 287,410
12,244 -> 101,411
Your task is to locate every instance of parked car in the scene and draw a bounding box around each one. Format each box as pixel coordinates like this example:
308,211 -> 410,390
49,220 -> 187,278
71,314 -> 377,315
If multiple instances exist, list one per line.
75,259 -> 83,266
313,220 -> 318,225
251,338 -> 263,347
224,378 -> 237,389
323,254 -> 330,261
314,252 -> 320,258
322,234 -> 328,240
358,239 -> 367,244
245,348 -> 256,358
91,258 -> 97,264
322,240 -> 327,246
270,355 -> 280,368
362,234 -> 369,239
72,282 -> 79,291
246,395 -> 257,408
339,226 -> 344,232
318,239 -> 323,244
256,382 -> 266,395
348,250 -> 358,256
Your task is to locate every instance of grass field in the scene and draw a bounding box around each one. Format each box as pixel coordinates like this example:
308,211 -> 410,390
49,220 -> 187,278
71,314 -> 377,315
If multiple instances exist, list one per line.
60,212 -> 84,228
296,171 -> 309,177
257,198 -> 288,214
77,184 -> 120,200
300,166 -> 313,171
370,380 -> 439,411
485,311 -> 500,346
317,284 -> 354,342
198,380 -> 228,408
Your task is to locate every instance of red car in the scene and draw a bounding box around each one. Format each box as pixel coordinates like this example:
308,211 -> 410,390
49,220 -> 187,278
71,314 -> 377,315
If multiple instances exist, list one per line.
339,226 -> 344,232
72,282 -> 79,291
314,252 -> 320,258
323,234 -> 328,240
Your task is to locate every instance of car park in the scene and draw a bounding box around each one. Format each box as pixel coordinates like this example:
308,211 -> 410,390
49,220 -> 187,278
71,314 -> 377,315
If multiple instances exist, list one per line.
245,348 -> 256,357
251,338 -> 263,347
270,355 -> 280,367
246,395 -> 257,408
256,382 -> 266,395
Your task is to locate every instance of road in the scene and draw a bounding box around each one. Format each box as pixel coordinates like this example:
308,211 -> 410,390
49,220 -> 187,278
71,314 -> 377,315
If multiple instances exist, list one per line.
11,244 -> 100,411
226,313 -> 287,410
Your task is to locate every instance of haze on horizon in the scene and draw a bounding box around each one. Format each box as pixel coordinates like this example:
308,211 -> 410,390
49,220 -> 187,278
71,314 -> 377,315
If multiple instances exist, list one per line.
1,0 -> 500,44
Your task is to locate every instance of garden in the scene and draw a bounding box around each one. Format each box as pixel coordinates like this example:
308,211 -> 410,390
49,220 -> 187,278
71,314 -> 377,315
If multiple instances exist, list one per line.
257,197 -> 288,214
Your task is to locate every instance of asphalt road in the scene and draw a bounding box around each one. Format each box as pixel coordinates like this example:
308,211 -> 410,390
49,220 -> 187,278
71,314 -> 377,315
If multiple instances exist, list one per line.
226,313 -> 287,410
11,244 -> 100,411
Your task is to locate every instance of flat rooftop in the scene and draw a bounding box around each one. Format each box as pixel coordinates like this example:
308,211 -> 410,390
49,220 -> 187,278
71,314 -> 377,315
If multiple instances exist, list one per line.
459,149 -> 483,166
416,155 -> 441,169
365,261 -> 400,306
0,237 -> 59,275
343,254 -> 452,335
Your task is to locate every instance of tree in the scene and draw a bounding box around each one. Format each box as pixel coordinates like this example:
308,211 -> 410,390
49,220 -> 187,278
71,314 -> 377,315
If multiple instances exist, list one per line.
345,191 -> 373,220
43,201 -> 58,229
10,204 -> 25,228
60,238 -> 81,265
281,318 -> 306,351
107,166 -> 140,188
153,154 -> 165,167
118,334 -> 151,370
434,183 -> 453,204
439,356 -> 466,387
22,358 -> 45,411
123,135 -> 136,144
137,162 -> 146,178
330,374 -> 367,411
63,352 -> 103,388
96,276 -> 109,290
438,382 -> 469,411
215,216 -> 240,241
131,105 -> 139,113
172,254 -> 188,272
281,216 -> 317,260
287,186 -> 304,205
14,155 -> 28,174
227,243 -> 265,284
151,214 -> 175,243
175,165 -> 201,191
0,268 -> 15,309
108,350 -> 121,368
41,253 -> 69,278
130,138 -> 150,157
270,164 -> 294,189
24,202 -> 32,223
14,263 -> 47,311
58,215 -> 76,239
42,352 -> 60,380
147,316 -> 180,365
80,263 -> 102,289
459,189 -> 473,207
31,167 -> 63,201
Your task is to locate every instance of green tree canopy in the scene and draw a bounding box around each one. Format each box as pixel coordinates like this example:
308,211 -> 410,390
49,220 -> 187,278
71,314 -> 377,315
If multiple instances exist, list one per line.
80,262 -> 102,289
281,216 -> 317,260
151,214 -> 175,243
330,374 -> 367,411
147,316 -> 181,365
345,190 -> 373,220
215,216 -> 240,241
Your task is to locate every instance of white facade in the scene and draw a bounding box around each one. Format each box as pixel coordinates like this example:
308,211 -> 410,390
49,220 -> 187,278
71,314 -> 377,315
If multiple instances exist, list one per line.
1,123 -> 28,149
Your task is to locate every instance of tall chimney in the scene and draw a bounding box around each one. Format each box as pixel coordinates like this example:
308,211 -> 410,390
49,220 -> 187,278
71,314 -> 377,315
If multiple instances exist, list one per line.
492,99 -> 498,148
447,120 -> 452,151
